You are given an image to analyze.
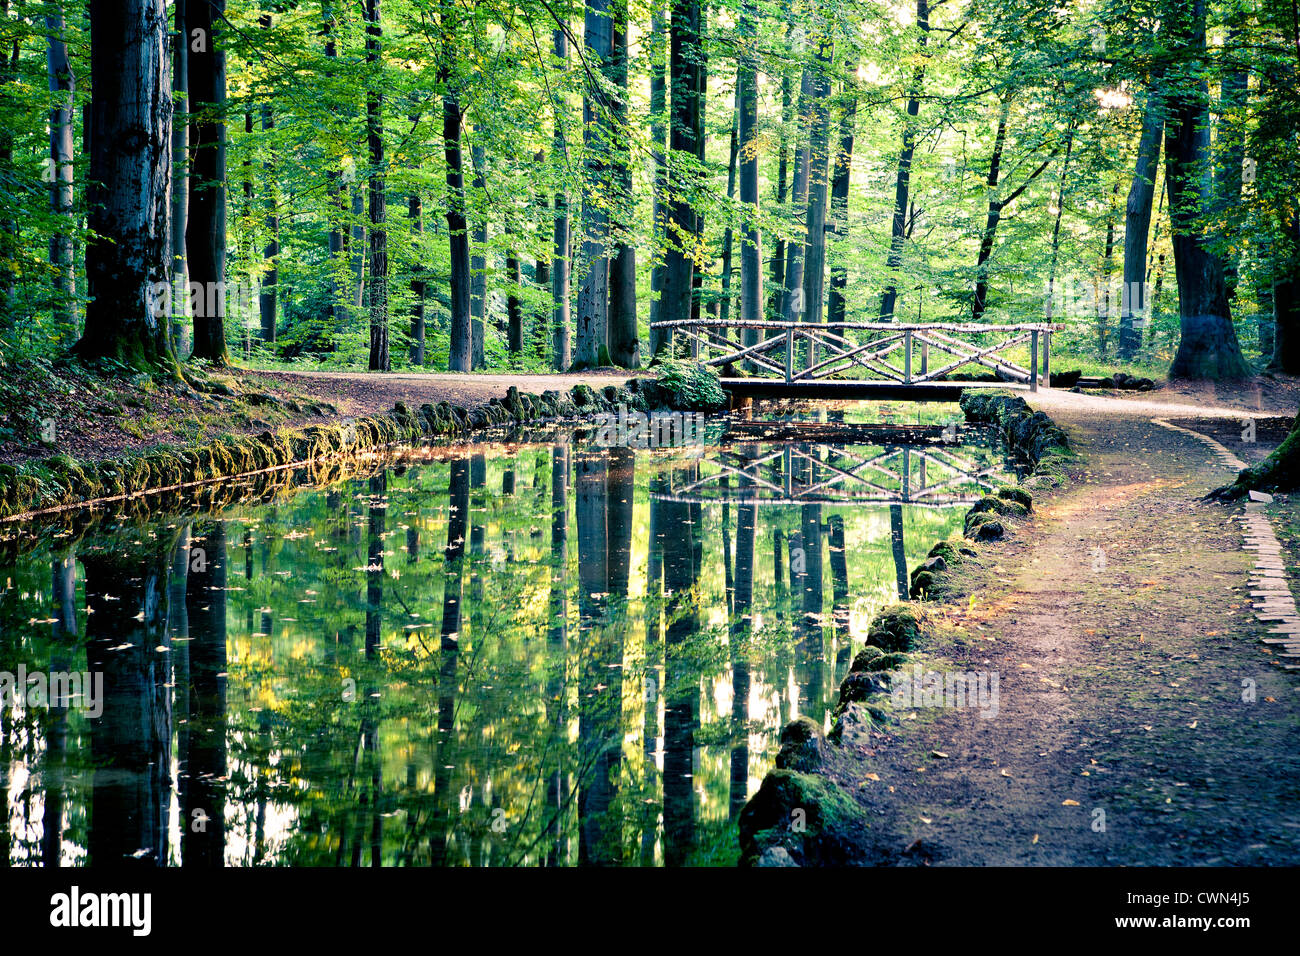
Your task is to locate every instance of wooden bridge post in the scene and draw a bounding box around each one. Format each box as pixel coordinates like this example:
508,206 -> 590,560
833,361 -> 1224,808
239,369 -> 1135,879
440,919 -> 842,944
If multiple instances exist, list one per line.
904,330 -> 912,384
784,327 -> 793,383
1042,330 -> 1051,388
1030,330 -> 1039,392
921,340 -> 928,378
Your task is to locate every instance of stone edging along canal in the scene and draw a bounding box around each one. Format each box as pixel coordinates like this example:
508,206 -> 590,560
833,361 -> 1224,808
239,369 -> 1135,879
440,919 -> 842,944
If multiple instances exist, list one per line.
1152,418 -> 1300,671
0,374 -> 720,526
738,389 -> 1078,866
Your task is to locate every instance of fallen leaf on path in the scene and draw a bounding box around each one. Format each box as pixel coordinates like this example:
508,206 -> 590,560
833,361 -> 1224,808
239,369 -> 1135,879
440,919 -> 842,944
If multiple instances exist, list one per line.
1062,799 -> 1081,806
1032,834 -> 1039,844
931,751 -> 949,759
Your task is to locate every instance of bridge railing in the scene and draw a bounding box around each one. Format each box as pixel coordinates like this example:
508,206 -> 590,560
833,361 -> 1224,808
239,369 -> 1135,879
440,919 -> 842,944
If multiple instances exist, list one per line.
647,319 -> 1063,391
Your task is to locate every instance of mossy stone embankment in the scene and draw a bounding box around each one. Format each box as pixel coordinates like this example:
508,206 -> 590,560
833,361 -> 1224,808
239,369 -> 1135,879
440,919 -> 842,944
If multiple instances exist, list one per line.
960,389 -> 1073,491
0,369 -> 722,521
739,608 -> 937,866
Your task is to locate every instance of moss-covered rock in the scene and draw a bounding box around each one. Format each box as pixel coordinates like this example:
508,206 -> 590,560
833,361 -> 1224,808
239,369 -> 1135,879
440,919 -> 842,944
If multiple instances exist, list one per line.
738,769 -> 870,866
866,604 -> 925,652
775,716 -> 826,773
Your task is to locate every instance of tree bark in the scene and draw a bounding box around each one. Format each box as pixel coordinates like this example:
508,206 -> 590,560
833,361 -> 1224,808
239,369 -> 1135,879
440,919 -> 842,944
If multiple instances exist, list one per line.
779,66 -> 814,326
1165,0 -> 1249,380
442,19 -> 472,372
647,9 -> 669,355
826,66 -> 857,328
258,14 -> 278,345
76,0 -> 175,371
879,0 -> 929,321
1119,95 -> 1162,360
657,0 -> 703,349
365,0 -> 388,370
551,28 -> 572,369
185,0 -> 229,364
608,4 -> 639,368
574,0 -> 614,369
47,3 -> 77,342
738,0 -> 762,346
470,141 -> 487,369
800,38 -> 834,340
409,190 -> 426,364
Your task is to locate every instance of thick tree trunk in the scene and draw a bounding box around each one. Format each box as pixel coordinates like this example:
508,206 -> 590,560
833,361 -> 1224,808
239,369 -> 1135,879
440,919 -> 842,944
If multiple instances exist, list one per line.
717,86 -> 740,329
657,0 -> 703,348
47,4 -> 77,342
442,26 -> 472,372
507,247 -> 523,353
879,0 -> 928,321
551,28 -> 572,370
1119,95 -> 1162,360
970,104 -> 1009,324
1165,0 -> 1249,380
365,0 -> 388,370
76,0 -> 174,370
574,0 -> 614,369
185,0 -> 229,364
1270,216 -> 1300,373
607,6 -> 639,368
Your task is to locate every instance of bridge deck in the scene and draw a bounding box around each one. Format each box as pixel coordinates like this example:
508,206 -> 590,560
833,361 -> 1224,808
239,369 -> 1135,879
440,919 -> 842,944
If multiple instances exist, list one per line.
719,378 -> 1034,401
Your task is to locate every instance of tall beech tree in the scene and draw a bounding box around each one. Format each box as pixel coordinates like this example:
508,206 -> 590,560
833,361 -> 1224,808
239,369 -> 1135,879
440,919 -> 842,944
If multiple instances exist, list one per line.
442,14 -> 471,373
365,0 -> 389,371
574,0 -> 614,370
74,0 -> 174,370
1164,0 -> 1249,379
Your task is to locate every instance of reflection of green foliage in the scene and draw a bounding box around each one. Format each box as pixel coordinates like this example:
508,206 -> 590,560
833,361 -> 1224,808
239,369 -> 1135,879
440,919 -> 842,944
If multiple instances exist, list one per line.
1,415 -> 1021,866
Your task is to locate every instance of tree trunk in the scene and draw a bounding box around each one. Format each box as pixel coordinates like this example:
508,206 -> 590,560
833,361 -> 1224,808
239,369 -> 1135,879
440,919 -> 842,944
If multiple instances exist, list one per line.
879,0 -> 928,321
717,85 -> 740,328
551,28 -> 572,370
76,0 -> 175,371
171,0 -> 190,357
779,66 -> 814,326
442,22 -> 472,372
657,0 -> 703,348
365,0 -> 388,370
1119,95 -> 1162,360
409,191 -> 426,364
738,0 -> 761,346
767,69 -> 793,327
185,0 -> 229,364
647,9 -> 669,355
826,66 -> 857,328
47,3 -> 77,342
507,247 -> 523,353
1165,0 -> 1249,380
470,142 -> 487,369
1270,215 -> 1300,372
608,5 -> 638,368
800,39 -> 834,340
258,15 -> 278,345
574,0 -> 614,370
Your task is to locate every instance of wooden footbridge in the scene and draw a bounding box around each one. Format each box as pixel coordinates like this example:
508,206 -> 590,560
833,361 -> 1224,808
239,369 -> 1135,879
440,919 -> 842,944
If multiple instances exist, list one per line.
649,319 -> 1059,400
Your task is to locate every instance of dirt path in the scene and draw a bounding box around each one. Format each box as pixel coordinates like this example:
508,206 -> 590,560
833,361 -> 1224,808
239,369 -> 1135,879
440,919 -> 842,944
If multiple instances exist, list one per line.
850,395 -> 1300,865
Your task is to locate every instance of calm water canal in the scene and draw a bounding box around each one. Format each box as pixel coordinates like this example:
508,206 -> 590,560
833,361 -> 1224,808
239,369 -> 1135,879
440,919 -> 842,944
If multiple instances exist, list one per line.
0,401 -> 1018,866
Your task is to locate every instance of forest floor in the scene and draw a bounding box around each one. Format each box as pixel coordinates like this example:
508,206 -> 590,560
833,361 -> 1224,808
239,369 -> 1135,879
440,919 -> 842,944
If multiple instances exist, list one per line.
840,378 -> 1300,865
0,362 -> 631,466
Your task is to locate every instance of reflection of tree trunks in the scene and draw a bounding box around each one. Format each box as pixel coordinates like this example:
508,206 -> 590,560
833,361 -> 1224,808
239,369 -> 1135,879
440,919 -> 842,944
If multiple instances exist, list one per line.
84,534 -> 174,867
828,514 -> 850,682
661,467 -> 699,865
546,445 -> 570,865
432,457 -> 469,865
363,473 -> 385,864
730,448 -> 757,819
890,504 -> 908,600
43,550 -> 79,865
576,449 -> 621,865
798,498 -> 824,717
183,521 -> 226,868
171,526 -> 192,829
642,472 -> 667,864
